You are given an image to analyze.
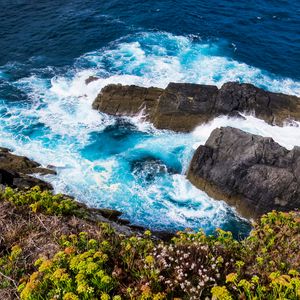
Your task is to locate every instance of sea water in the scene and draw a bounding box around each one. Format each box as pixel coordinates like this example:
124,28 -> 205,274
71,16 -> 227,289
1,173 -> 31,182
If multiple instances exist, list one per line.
1,1 -> 300,237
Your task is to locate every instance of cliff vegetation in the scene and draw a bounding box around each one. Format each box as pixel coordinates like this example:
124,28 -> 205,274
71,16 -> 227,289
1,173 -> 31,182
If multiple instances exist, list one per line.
0,188 -> 299,299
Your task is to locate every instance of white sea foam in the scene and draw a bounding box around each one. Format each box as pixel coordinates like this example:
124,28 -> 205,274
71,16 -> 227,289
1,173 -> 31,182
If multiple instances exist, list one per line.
79,32 -> 300,95
1,31 -> 300,231
192,115 -> 300,150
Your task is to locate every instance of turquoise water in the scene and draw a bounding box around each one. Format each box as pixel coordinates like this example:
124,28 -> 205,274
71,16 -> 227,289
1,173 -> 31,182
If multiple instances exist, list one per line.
1,2 -> 300,236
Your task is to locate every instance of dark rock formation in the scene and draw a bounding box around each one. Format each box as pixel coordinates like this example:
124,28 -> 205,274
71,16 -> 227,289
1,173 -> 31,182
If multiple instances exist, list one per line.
0,147 -> 55,190
187,127 -> 300,219
214,82 -> 300,126
0,148 -> 134,229
153,83 -> 218,131
92,84 -> 163,119
92,82 -> 300,132
85,76 -> 99,85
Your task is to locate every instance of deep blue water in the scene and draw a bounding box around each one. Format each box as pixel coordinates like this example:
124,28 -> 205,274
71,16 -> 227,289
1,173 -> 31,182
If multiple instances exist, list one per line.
1,0 -> 300,79
1,0 -> 300,236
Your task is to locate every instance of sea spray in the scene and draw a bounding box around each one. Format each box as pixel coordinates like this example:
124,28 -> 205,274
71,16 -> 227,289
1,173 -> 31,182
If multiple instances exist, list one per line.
1,32 -> 300,234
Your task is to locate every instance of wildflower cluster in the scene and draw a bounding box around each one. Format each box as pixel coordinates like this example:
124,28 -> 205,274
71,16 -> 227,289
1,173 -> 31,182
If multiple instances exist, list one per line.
0,245 -> 24,289
19,232 -> 120,300
222,211 -> 300,299
17,227 -> 165,300
151,229 -> 239,299
1,186 -> 84,216
19,210 -> 300,300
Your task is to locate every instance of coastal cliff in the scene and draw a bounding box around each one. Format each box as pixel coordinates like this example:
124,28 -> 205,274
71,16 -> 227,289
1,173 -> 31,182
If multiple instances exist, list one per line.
0,147 -> 55,190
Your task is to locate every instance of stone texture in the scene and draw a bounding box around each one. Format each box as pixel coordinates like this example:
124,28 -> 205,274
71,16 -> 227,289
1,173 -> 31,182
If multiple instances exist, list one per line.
187,127 -> 300,218
214,82 -> 300,126
92,84 -> 164,119
152,83 -> 218,131
0,147 -> 55,190
92,82 -> 300,132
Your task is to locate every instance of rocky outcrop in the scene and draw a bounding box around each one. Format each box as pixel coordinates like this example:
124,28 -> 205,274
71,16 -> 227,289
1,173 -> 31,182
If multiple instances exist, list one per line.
92,82 -> 300,132
214,82 -> 300,125
92,84 -> 164,119
187,127 -> 300,219
0,147 -> 55,190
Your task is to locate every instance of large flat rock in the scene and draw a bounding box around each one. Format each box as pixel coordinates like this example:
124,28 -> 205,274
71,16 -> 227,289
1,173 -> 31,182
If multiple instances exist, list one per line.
92,84 -> 164,119
92,82 -> 300,132
187,127 -> 300,218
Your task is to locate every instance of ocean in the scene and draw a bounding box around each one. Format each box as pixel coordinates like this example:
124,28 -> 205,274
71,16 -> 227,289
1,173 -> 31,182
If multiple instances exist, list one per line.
1,0 -> 300,236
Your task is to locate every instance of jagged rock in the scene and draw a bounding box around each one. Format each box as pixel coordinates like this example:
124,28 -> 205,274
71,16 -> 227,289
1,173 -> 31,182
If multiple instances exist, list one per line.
85,76 -> 99,85
214,82 -> 300,126
187,127 -> 300,218
92,82 -> 300,132
90,207 -> 122,221
0,148 -> 55,190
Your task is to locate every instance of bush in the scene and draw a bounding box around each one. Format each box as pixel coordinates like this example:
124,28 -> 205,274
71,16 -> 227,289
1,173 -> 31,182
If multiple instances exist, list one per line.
223,211 -> 300,299
0,188 -> 299,299
19,211 -> 300,300
1,186 -> 84,217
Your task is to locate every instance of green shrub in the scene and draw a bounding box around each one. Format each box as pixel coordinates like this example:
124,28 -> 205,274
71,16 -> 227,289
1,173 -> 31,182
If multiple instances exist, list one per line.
0,245 -> 24,290
18,227 -> 162,300
223,211 -> 300,300
1,186 -> 84,217
0,188 -> 299,299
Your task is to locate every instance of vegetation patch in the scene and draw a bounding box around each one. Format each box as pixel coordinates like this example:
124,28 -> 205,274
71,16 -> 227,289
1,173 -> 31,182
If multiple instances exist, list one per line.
2,187 -> 85,217
0,188 -> 299,299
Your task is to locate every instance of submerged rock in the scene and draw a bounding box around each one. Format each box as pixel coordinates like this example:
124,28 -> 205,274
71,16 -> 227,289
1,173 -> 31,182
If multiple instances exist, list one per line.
92,82 -> 300,132
187,127 -> 300,218
131,157 -> 176,186
85,76 -> 99,85
0,147 -> 55,190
